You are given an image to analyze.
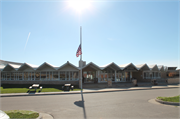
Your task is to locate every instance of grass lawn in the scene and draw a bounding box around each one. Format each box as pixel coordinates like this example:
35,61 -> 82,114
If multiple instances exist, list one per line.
157,95 -> 180,102
5,110 -> 39,119
1,84 -> 81,94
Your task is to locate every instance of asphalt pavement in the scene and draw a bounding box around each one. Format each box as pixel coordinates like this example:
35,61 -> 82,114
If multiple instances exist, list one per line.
1,85 -> 180,119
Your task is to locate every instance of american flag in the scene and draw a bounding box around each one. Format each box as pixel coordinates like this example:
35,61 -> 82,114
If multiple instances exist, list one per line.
76,44 -> 82,57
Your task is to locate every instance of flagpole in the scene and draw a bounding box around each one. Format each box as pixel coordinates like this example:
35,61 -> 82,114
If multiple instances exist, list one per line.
80,26 -> 82,92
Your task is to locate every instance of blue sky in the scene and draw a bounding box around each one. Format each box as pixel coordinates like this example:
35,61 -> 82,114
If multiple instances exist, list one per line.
0,0 -> 179,69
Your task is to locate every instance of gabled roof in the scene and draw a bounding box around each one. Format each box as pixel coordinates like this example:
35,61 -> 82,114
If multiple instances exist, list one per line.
148,64 -> 159,71
101,62 -> 122,70
82,62 -> 101,70
58,61 -> 80,70
119,63 -> 138,70
36,62 -> 57,71
18,63 -> 38,71
2,63 -> 21,71
164,66 -> 168,71
0,65 -> 6,70
135,64 -> 150,70
158,65 -> 164,71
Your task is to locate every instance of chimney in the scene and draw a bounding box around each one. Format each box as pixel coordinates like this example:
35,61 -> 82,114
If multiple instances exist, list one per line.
79,60 -> 86,67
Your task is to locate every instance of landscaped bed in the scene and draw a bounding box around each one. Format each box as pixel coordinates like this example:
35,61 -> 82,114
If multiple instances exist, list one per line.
4,110 -> 39,119
1,84 -> 81,94
157,95 -> 180,102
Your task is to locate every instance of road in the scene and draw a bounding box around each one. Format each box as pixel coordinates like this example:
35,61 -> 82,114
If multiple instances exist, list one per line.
1,88 -> 180,119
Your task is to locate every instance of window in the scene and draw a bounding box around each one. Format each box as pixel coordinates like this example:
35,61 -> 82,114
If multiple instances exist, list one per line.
69,72 -> 73,80
41,72 -> 46,80
100,71 -> 108,82
60,72 -> 65,80
32,72 -> 35,80
35,72 -> 40,80
1,72 -> 3,80
66,72 -> 69,80
116,72 -> 122,81
108,71 -> 112,80
28,72 -> 31,80
159,73 -> 161,78
144,72 -> 146,79
2,73 -> 5,80
19,73 -> 22,80
46,72 -> 49,80
24,72 -> 28,80
73,72 -> 78,80
53,72 -> 58,80
50,72 -> 53,80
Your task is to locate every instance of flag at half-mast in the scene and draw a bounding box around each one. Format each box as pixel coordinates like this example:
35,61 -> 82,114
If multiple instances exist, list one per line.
76,44 -> 82,57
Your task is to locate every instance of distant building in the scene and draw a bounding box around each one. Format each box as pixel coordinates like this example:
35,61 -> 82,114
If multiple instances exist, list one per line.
0,59 -> 179,86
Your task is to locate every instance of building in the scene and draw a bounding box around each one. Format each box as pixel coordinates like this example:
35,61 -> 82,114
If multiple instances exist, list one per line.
0,60 -> 178,86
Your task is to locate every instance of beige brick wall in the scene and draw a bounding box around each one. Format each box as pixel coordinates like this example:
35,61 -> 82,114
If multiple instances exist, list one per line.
166,78 -> 180,84
161,71 -> 167,78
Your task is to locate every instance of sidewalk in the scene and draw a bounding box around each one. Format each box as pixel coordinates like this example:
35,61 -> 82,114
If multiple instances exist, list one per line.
1,84 -> 179,97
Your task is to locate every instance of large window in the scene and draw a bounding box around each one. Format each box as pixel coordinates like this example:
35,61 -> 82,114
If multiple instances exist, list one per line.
125,72 -> 130,81
100,71 -> 108,82
24,72 -> 28,80
1,73 -> 3,80
35,72 -> 40,80
108,71 -> 112,81
83,71 -> 96,83
53,72 -> 58,80
60,72 -> 65,80
69,72 -> 73,80
50,72 -> 53,80
6,73 -> 10,80
41,72 -> 46,80
144,72 -> 162,79
66,72 -> 69,80
32,72 -> 35,80
73,71 -> 78,80
19,73 -> 22,80
47,72 -> 49,80
2,72 -> 6,80
28,72 -> 32,80
10,72 -> 14,80
116,72 -> 122,81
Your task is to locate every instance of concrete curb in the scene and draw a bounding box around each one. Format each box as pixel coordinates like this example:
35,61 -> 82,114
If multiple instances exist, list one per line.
37,113 -> 53,119
155,98 -> 180,106
0,86 -> 179,97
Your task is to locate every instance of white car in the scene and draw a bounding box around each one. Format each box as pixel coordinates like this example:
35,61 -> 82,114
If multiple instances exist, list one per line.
0,110 -> 10,119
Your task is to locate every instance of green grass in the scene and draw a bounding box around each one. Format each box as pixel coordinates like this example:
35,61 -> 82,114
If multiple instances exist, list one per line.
1,84 -> 81,94
157,95 -> 180,102
4,110 -> 39,119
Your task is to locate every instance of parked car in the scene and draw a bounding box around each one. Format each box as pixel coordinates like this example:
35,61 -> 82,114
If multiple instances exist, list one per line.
0,110 -> 10,119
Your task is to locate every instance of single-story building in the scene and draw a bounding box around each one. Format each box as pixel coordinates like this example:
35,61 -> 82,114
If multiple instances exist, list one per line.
0,60 -> 179,87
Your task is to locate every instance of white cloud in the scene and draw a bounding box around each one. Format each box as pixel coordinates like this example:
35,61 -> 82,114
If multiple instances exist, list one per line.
24,32 -> 31,51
